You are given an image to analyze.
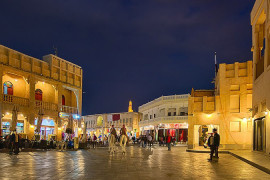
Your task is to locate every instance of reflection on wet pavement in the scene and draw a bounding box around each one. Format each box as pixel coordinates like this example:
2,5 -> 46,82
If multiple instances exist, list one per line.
0,146 -> 269,179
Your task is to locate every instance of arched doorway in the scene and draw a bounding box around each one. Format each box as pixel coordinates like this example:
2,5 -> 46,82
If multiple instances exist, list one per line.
3,81 -> 13,95
35,89 -> 43,101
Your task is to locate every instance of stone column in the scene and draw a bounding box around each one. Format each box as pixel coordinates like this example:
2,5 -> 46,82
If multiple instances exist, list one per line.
28,76 -> 36,139
253,26 -> 260,81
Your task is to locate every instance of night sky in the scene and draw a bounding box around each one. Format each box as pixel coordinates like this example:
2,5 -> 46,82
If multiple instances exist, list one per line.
0,0 -> 255,115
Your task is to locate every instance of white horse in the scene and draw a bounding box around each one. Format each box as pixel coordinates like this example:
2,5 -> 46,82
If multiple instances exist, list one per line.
119,135 -> 128,154
108,134 -> 116,153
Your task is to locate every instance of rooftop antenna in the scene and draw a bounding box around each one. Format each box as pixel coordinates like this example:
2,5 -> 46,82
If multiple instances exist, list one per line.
53,45 -> 58,56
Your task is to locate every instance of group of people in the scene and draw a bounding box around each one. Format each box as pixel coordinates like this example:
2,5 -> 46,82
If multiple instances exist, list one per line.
207,128 -> 220,161
2,130 -> 21,155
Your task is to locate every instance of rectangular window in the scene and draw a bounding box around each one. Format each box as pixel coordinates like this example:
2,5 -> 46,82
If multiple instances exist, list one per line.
150,115 -> 152,119
173,112 -> 176,116
168,112 -> 171,116
230,95 -> 240,112
230,121 -> 241,132
247,94 -> 252,109
154,114 -> 156,118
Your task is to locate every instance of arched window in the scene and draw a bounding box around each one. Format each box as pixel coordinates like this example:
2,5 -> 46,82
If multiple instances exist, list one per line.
35,89 -> 43,101
3,81 -> 13,95
62,95 -> 65,105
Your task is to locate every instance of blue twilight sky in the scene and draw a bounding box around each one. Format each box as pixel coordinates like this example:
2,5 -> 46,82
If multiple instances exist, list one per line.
0,0 -> 255,115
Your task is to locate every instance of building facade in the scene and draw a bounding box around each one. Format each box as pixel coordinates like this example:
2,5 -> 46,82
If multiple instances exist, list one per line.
251,0 -> 270,152
83,101 -> 140,139
188,61 -> 253,149
138,94 -> 189,142
0,45 -> 83,140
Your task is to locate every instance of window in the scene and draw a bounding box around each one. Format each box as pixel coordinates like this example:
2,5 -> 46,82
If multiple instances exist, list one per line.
150,115 -> 152,119
247,94 -> 252,109
230,121 -> 241,132
62,95 -> 65,105
154,114 -> 156,118
35,89 -> 43,101
3,81 -> 13,95
230,95 -> 239,112
173,112 -> 176,116
168,112 -> 171,116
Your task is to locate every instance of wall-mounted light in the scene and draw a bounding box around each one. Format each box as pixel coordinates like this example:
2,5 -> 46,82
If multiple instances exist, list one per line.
207,114 -> 212,118
30,125 -> 35,128
243,118 -> 247,122
14,79 -> 18,82
265,112 -> 268,115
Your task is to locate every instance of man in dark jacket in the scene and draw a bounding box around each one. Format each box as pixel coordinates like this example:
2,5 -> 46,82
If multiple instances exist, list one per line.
208,128 -> 220,161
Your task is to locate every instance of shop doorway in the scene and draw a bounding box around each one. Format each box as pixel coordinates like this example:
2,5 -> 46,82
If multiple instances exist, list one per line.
194,125 -> 219,147
253,118 -> 265,151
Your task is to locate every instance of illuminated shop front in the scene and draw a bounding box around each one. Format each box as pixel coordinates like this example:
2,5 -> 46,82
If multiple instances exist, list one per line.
34,119 -> 55,140
141,123 -> 188,143
1,112 -> 26,137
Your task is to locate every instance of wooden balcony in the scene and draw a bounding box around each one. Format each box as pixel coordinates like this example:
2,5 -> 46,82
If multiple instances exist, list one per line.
35,100 -> 58,111
61,105 -> 78,114
2,94 -> 29,106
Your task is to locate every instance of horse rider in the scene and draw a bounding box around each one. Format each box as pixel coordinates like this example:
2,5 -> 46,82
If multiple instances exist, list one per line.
120,124 -> 129,141
110,125 -> 117,139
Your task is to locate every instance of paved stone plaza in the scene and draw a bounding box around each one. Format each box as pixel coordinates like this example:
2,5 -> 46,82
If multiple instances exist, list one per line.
0,146 -> 269,180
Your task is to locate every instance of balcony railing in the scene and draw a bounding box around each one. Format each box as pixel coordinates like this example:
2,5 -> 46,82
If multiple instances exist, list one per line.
139,94 -> 189,110
139,116 -> 188,126
2,94 -> 29,106
61,105 -> 78,114
35,100 -> 58,111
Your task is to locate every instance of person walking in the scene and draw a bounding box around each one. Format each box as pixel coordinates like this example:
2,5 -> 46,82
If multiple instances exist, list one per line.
213,128 -> 220,158
93,134 -> 97,148
147,134 -> 153,147
167,134 -> 172,151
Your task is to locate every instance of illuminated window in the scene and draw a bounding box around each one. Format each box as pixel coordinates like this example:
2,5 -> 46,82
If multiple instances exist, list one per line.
3,81 -> 13,95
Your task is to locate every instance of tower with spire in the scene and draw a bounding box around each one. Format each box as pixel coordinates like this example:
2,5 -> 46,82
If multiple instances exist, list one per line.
128,100 -> 133,112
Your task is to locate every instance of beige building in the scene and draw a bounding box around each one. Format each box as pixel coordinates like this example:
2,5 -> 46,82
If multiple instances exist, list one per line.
83,101 -> 140,139
0,45 -> 83,140
139,94 -> 189,142
188,61 -> 253,149
251,0 -> 270,152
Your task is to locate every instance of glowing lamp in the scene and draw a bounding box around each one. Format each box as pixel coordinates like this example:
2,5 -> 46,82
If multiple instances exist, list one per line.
30,125 -> 35,128
243,118 -> 247,122
265,112 -> 268,115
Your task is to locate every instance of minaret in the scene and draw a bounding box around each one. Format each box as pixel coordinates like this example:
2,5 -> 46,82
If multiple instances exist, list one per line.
128,100 -> 133,112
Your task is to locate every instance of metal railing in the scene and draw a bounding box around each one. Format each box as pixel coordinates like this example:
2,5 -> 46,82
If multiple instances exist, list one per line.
139,94 -> 189,110
2,94 -> 29,106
